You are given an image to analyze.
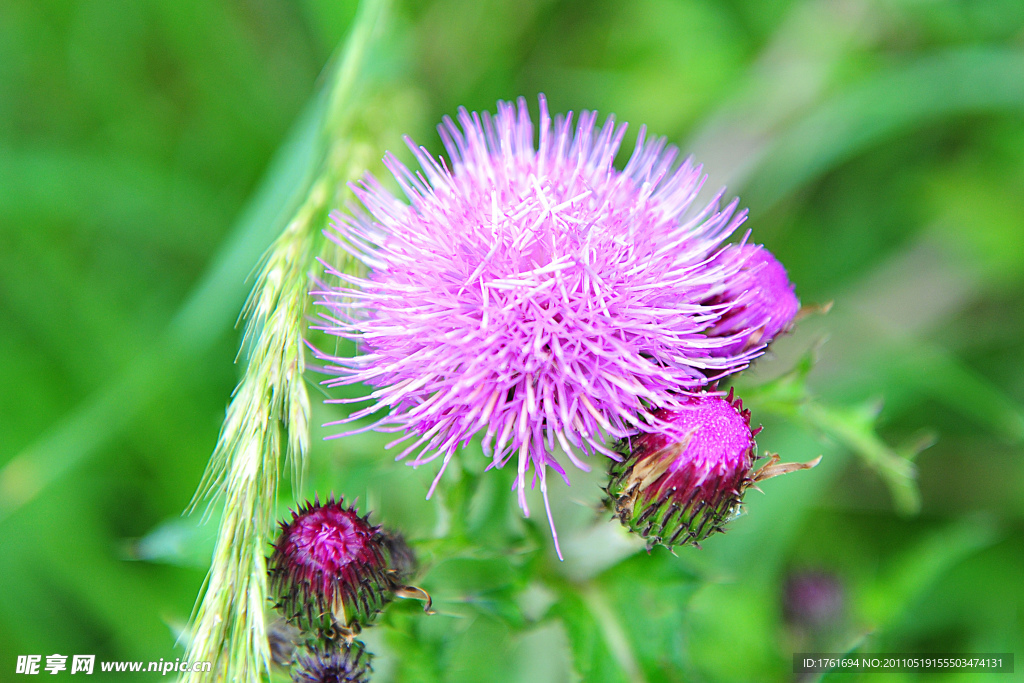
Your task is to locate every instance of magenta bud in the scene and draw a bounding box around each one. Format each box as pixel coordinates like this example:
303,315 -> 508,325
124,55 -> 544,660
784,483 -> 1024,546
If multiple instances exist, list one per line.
783,569 -> 845,632
607,392 -> 756,548
707,245 -> 800,356
608,390 -> 820,548
268,496 -> 392,632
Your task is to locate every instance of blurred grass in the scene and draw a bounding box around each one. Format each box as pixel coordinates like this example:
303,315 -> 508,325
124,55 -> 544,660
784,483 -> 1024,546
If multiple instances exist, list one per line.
2,0 -> 1023,681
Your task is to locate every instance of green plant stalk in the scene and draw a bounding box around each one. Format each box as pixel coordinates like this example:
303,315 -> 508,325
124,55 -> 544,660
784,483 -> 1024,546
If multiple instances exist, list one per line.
182,194 -> 317,682
182,0 -> 391,680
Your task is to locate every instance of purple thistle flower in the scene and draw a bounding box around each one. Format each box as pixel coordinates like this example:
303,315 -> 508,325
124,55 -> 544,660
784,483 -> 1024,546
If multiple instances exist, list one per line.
606,391 -> 757,548
268,497 -> 392,632
607,388 -> 821,548
704,244 -> 799,356
312,96 -> 774,557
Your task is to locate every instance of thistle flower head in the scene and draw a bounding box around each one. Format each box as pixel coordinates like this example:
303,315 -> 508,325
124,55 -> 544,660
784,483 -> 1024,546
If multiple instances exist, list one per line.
291,640 -> 372,683
705,244 -> 799,356
268,497 -> 391,632
607,391 -> 757,548
313,95 -> 770,556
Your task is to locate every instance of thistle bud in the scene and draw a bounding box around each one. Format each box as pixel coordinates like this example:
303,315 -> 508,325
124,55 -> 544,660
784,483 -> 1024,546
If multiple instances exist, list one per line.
706,245 -> 800,356
607,391 -> 818,548
269,496 -> 392,633
291,639 -> 372,683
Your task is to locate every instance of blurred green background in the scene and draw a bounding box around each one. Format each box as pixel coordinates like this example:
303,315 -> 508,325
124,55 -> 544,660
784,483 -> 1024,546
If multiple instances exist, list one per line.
2,0 -> 1023,681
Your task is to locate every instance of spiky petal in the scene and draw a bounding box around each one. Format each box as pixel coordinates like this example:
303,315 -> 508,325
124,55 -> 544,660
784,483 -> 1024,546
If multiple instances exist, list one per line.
312,95 -> 765,556
268,497 -> 391,632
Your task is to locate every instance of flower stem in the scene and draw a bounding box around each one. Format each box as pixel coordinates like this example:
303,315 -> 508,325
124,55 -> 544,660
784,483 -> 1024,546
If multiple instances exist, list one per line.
182,1 -> 392,680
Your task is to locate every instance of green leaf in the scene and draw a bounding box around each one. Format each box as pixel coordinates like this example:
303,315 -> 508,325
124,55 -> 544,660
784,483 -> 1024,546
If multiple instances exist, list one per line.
127,513 -> 219,569
554,588 -> 633,683
746,48 -> 1024,210
739,350 -> 926,515
553,552 -> 699,683
858,517 -> 998,636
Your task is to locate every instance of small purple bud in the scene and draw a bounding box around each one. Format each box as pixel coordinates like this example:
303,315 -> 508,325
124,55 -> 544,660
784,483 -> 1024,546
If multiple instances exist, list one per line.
607,390 -> 819,548
291,639 -> 372,683
269,496 -> 392,632
707,245 -> 800,356
607,393 -> 756,548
